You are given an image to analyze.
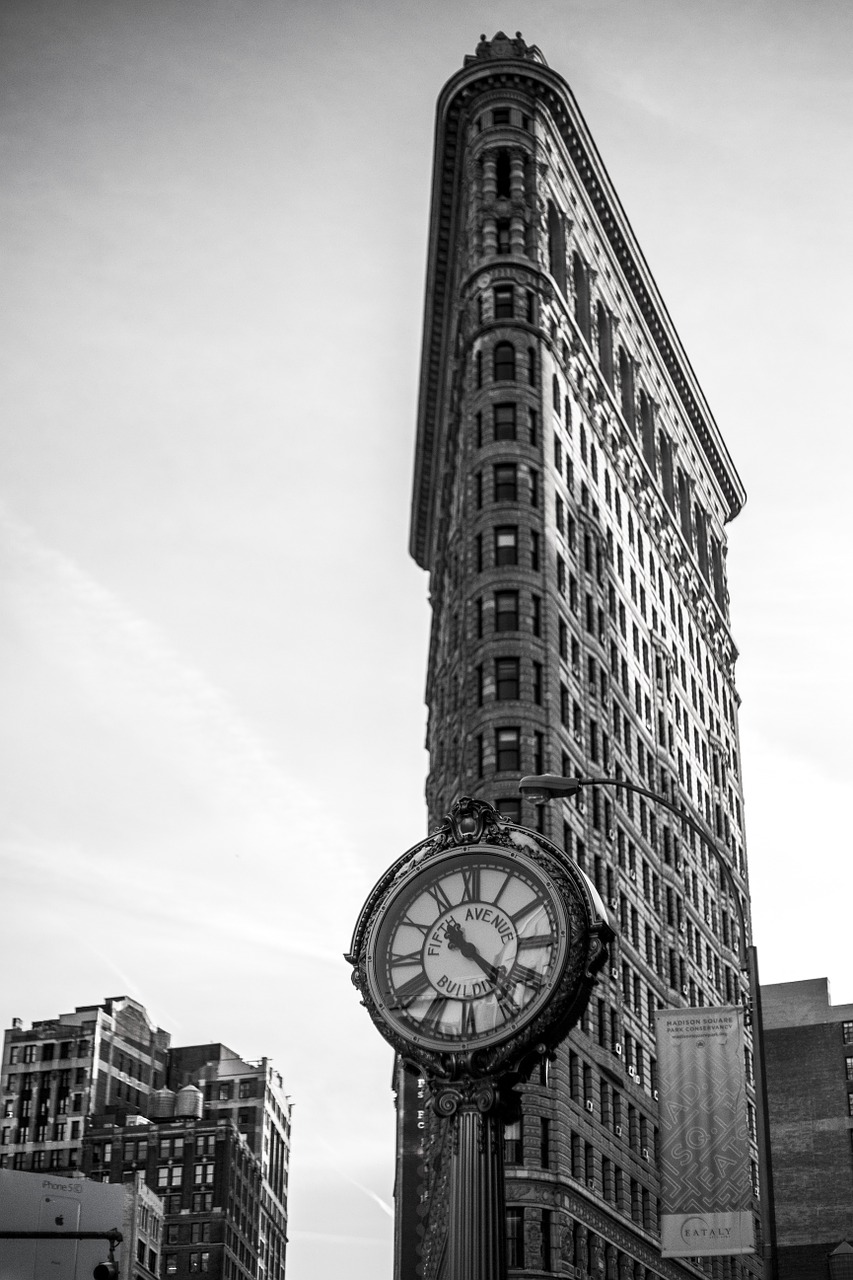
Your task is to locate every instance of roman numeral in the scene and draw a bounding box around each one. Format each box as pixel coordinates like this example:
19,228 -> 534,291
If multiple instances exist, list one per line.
495,986 -> 522,1021
401,916 -> 429,934
420,996 -> 449,1034
492,873 -> 513,907
390,950 -> 423,967
426,881 -> 453,914
513,964 -> 546,991
461,1002 -> 478,1038
511,896 -> 546,927
460,866 -> 481,902
517,933 -> 556,950
393,970 -> 432,1007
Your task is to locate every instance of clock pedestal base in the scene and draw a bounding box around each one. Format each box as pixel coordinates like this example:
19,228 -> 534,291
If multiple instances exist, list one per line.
436,1080 -> 508,1280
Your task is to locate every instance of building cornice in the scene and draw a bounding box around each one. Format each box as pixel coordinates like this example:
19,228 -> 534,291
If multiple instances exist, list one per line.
410,47 -> 747,569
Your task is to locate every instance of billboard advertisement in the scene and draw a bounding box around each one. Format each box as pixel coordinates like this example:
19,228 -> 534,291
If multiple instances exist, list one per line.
0,1169 -> 125,1279
654,1006 -> 754,1256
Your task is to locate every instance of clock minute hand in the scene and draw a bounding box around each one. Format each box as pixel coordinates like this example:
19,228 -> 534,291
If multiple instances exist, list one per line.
445,919 -> 503,984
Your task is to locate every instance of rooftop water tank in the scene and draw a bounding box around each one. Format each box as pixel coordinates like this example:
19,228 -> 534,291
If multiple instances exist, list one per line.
174,1084 -> 204,1119
149,1088 -> 176,1119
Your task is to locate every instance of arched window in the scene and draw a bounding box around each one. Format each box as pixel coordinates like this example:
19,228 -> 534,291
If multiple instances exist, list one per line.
493,342 -> 515,381
495,150 -> 511,198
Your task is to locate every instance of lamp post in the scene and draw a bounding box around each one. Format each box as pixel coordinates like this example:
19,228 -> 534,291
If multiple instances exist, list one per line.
518,773 -> 778,1278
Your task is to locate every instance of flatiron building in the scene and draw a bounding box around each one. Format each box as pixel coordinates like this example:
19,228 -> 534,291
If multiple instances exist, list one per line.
402,31 -> 762,1280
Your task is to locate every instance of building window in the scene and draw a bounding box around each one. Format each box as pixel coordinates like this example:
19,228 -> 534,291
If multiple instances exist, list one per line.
619,348 -> 635,432
494,591 -> 519,632
493,464 -> 517,502
844,1022 -> 853,1045
495,658 -> 520,701
597,301 -> 614,387
494,526 -> 518,566
493,402 -> 516,440
572,252 -> 591,341
547,200 -> 567,295
506,1208 -> 524,1268
495,728 -> 521,772
492,108 -> 510,126
504,1120 -> 522,1165
540,1117 -> 550,1169
217,1082 -> 233,1101
496,220 -> 511,254
191,1192 -> 213,1212
165,1257 -> 178,1276
541,1208 -> 552,1271
495,149 -> 511,197
493,342 -> 515,381
494,285 -> 514,319
496,798 -> 521,823
639,391 -> 656,473
845,1057 -> 853,1082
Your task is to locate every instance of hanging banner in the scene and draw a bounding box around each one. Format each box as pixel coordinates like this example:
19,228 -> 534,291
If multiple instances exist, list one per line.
654,1006 -> 754,1256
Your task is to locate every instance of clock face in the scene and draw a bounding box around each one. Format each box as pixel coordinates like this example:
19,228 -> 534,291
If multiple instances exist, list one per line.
366,846 -> 569,1051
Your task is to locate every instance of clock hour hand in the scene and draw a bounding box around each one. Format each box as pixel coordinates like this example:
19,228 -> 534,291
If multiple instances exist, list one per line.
445,919 -> 504,985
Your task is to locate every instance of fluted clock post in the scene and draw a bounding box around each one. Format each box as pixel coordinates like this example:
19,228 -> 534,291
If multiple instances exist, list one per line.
347,796 -> 612,1280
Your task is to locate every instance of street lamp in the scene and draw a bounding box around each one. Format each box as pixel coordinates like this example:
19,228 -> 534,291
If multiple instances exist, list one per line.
518,772 -> 778,1278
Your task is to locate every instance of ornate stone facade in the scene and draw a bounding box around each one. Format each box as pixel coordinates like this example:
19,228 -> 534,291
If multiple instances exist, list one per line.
403,31 -> 762,1280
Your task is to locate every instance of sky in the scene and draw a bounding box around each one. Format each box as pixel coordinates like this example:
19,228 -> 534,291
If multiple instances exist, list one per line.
1,0 -> 852,1276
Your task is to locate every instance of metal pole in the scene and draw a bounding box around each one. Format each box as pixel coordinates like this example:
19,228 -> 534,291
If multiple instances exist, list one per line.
440,1086 -> 507,1280
448,1105 -> 506,1280
0,1231 -> 123,1244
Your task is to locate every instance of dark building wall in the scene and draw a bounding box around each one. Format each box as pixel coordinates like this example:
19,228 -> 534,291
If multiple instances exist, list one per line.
762,979 -> 853,1280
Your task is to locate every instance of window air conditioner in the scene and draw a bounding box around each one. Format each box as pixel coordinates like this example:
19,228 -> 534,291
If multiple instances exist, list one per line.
614,1125 -> 623,1137
614,1044 -> 622,1057
585,1099 -> 594,1113
586,1178 -> 596,1191
642,1147 -> 650,1160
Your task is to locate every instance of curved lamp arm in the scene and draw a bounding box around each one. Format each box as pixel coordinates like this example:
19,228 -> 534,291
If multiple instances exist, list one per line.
518,773 -> 748,970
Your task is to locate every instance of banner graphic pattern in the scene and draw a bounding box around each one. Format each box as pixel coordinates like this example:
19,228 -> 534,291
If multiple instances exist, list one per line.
654,1006 -> 754,1256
